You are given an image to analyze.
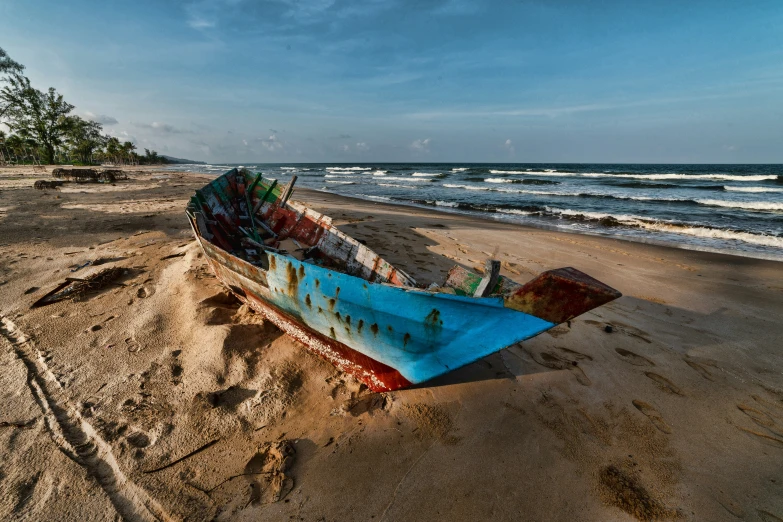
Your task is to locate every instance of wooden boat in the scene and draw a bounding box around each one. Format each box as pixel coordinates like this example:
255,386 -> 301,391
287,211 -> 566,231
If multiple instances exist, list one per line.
187,168 -> 621,391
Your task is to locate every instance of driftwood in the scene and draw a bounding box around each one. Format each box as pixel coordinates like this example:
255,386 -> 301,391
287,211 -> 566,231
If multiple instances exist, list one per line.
33,180 -> 65,190
31,267 -> 127,308
50,168 -> 127,183
52,168 -> 98,181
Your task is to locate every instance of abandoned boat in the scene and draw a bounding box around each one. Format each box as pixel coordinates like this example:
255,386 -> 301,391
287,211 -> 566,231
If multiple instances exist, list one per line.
186,168 -> 621,392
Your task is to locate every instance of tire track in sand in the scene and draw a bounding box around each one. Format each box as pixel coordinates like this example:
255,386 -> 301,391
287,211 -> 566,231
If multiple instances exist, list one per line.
0,315 -> 174,522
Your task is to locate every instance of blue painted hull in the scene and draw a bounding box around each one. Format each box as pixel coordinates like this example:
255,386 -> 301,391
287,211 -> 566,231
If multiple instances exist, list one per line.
263,253 -> 555,385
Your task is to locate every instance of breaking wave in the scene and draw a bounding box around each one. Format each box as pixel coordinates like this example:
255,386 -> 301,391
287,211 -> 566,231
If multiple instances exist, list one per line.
542,208 -> 783,248
724,186 -> 783,193
695,199 -> 783,211
490,170 -> 779,181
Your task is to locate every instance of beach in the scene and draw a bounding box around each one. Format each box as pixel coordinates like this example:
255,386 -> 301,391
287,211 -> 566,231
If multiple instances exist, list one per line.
1,166 -> 782,521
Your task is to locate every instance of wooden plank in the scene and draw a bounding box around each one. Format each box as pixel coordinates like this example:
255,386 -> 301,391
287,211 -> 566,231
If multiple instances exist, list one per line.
278,175 -> 298,207
474,259 -> 501,297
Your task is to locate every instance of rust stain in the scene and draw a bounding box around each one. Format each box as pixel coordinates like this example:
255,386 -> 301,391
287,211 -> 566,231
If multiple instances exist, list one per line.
318,306 -> 323,314
370,323 -> 379,336
328,298 -> 336,311
335,311 -> 342,322
357,319 -> 364,333
403,332 -> 411,346
335,287 -> 341,297
329,327 -> 336,339
286,261 -> 299,297
345,315 -> 351,326
305,294 -> 312,308
269,255 -> 276,270
298,265 -> 305,279
315,279 -> 320,288
387,325 -> 393,332
424,308 -> 443,336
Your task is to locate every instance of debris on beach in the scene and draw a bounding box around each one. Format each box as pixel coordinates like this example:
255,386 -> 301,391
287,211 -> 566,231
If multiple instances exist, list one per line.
33,180 -> 65,190
246,440 -> 296,504
49,168 -> 129,184
31,267 -> 127,307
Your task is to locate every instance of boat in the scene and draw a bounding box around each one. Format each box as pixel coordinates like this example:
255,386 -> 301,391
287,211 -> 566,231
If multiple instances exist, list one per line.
186,168 -> 621,392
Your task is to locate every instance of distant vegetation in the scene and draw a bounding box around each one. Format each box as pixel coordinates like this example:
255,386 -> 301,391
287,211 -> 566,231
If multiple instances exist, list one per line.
0,46 -> 170,166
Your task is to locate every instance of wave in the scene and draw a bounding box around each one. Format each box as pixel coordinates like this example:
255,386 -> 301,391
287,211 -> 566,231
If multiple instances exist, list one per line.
489,169 -> 563,175
724,186 -> 783,193
484,178 -> 559,185
378,183 -> 417,189
280,167 -> 298,170
372,171 -> 387,176
379,176 -> 432,182
490,170 -> 779,181
412,172 -> 439,177
358,194 -> 392,201
383,197 -> 782,247
696,199 -> 783,211
324,174 -> 357,178
496,208 -> 536,216
445,183 -> 783,211
542,208 -> 783,248
326,166 -> 369,171
326,180 -> 356,185
451,168 -> 469,172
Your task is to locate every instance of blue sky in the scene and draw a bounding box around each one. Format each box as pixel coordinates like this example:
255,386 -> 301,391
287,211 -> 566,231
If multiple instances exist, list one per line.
2,0 -> 782,163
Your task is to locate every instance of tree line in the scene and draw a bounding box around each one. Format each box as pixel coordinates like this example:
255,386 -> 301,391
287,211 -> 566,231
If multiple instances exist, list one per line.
0,47 -> 169,166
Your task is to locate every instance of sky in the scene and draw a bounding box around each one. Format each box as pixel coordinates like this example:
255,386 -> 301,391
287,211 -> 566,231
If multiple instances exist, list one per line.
1,0 -> 782,163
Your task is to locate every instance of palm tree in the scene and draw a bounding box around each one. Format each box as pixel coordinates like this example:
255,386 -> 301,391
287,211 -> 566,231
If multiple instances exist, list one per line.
121,141 -> 137,165
105,136 -> 121,165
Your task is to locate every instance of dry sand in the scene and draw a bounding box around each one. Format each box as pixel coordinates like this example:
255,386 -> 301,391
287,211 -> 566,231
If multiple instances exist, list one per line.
0,165 -> 782,521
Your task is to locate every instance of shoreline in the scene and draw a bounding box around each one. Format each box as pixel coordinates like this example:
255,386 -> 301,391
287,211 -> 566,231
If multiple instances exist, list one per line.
1,166 -> 782,521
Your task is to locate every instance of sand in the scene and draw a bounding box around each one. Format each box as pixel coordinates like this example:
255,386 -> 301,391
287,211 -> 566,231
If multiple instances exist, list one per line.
0,165 -> 782,521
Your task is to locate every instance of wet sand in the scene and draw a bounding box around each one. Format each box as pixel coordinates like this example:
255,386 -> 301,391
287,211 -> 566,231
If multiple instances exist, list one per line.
1,166 -> 782,521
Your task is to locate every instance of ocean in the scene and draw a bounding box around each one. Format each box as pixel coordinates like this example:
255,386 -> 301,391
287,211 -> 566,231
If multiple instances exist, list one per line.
166,163 -> 783,261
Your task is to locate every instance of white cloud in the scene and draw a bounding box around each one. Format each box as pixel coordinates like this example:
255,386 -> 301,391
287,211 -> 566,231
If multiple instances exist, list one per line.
260,134 -> 283,151
410,138 -> 431,152
133,121 -> 191,134
341,144 -> 350,152
504,138 -> 515,155
84,112 -> 118,125
356,142 -> 369,151
188,17 -> 216,29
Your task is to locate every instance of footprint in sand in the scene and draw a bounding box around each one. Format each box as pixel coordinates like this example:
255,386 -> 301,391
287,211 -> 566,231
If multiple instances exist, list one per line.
644,372 -> 684,396
615,348 -> 655,367
685,360 -> 714,381
528,349 -> 592,386
738,404 -> 777,429
632,400 -> 672,434
170,349 -> 183,385
713,490 -> 745,518
758,510 -> 783,522
753,394 -> 783,412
